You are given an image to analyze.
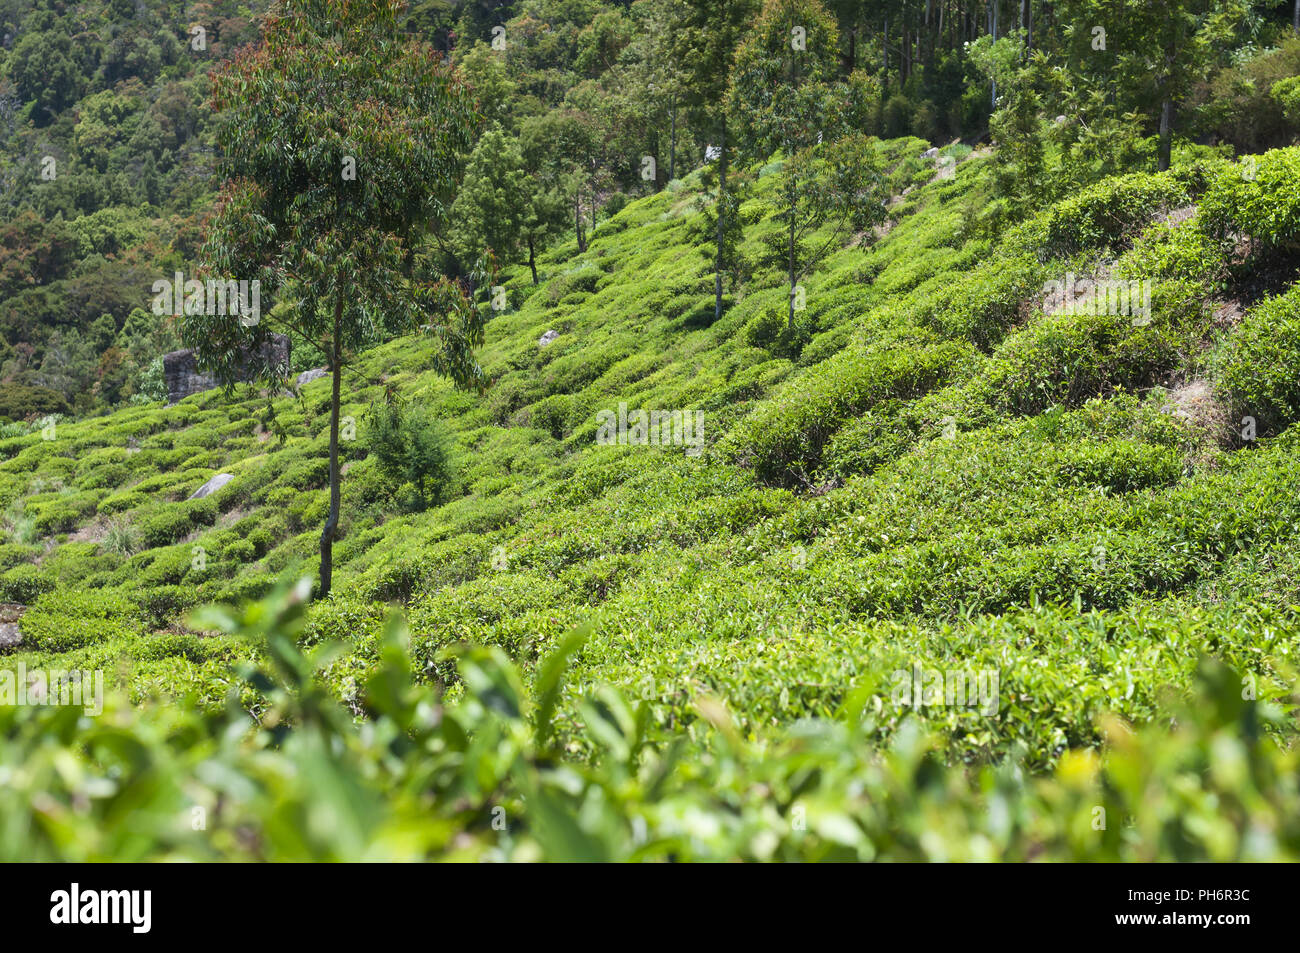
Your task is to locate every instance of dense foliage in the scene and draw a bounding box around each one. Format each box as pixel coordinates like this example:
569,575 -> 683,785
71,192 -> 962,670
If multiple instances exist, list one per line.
4,0 -> 1298,417
4,577 -> 1297,861
2,0 -> 1300,862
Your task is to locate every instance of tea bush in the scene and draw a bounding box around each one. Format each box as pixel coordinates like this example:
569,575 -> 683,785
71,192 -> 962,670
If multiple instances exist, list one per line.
17,588 -> 142,653
1197,147 -> 1300,252
1217,281 -> 1300,427
722,327 -> 971,485
1042,172 -> 1189,257
2,580 -> 1296,862
3,139 -> 1300,861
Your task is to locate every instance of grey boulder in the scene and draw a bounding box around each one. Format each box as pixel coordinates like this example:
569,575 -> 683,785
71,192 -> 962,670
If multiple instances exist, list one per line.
0,604 -> 25,651
189,473 -> 235,500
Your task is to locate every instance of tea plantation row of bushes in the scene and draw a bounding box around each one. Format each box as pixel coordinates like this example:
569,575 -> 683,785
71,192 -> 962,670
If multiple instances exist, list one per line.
3,139 -> 1300,858
3,578 -> 1296,861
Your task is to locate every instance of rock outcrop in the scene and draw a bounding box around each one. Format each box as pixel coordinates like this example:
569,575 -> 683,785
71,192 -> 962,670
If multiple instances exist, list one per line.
188,473 -> 235,500
163,334 -> 291,404
0,603 -> 25,651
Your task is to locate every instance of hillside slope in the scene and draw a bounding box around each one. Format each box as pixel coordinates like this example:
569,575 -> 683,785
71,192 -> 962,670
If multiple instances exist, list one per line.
3,138 -> 1300,858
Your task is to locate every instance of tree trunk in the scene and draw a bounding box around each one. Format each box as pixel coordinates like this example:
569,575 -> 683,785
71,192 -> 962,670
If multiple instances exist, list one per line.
1158,98 -> 1173,172
990,0 -> 998,108
878,13 -> 889,96
902,16 -> 909,85
714,118 -> 728,321
916,11 -> 922,75
926,0 -> 936,71
669,98 -> 678,181
574,189 -> 586,253
651,129 -> 661,190
1025,0 -> 1032,52
318,296 -> 343,599
787,191 -> 797,332
528,235 -> 538,285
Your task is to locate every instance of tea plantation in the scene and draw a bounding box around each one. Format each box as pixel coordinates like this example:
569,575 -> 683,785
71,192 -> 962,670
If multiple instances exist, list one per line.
3,139 -> 1300,860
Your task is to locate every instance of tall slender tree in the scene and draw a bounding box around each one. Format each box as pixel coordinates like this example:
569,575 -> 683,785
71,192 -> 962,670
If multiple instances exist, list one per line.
194,0 -> 490,598
730,0 -> 846,329
1057,0 -> 1246,172
671,0 -> 760,321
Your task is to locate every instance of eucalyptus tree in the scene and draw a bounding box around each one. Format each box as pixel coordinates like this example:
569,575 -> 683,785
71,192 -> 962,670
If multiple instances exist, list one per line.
1055,0 -> 1248,171
731,0 -> 881,330
192,0 -> 489,597
671,0 -> 760,321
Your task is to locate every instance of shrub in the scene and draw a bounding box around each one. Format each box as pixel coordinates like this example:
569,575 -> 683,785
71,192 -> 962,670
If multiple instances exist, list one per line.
247,527 -> 275,556
137,498 -> 216,548
722,327 -> 970,485
134,585 -> 201,630
139,507 -> 197,548
78,463 -> 130,490
280,456 -> 331,491
0,563 -> 53,603
545,265 -> 601,305
0,384 -> 71,419
916,252 -> 1047,348
1116,219 -> 1224,289
1193,39 -> 1300,151
975,306 -> 1185,418
132,632 -> 216,664
527,393 -> 572,439
265,486 -> 298,508
17,588 -> 140,653
1043,173 -> 1188,258
1219,284 -> 1300,435
1273,75 -> 1300,126
31,492 -> 100,537
602,192 -> 629,218
225,539 -> 257,564
0,543 -> 38,574
294,491 -> 329,530
743,305 -> 814,359
1197,147 -> 1300,253
367,400 -> 455,507
135,545 -> 198,588
188,496 -> 218,527
98,490 -> 148,515
882,92 -> 914,139
822,399 -> 919,478
3,581 -> 1298,861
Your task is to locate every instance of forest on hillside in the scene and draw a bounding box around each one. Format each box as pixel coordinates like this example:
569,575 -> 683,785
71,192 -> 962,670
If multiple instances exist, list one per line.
3,0 -> 1299,418
1,0 -> 1300,883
